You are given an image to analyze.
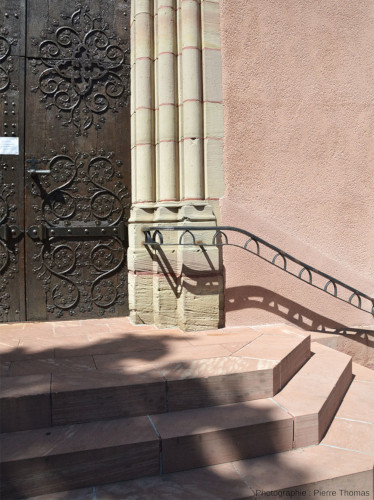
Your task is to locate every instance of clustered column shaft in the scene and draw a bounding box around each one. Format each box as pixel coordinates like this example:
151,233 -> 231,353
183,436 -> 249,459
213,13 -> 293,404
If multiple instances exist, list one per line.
133,0 -> 155,203
132,0 -> 204,203
179,0 -> 204,201
156,0 -> 178,202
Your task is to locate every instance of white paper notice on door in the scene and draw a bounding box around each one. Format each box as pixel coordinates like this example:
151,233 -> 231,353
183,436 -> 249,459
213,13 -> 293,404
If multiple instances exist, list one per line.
0,137 -> 19,155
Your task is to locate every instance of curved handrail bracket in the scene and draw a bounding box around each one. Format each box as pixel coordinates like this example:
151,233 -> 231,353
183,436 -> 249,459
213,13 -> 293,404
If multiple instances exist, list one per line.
179,229 -> 196,246
244,237 -> 260,255
213,230 -> 229,246
272,252 -> 287,271
324,280 -> 338,297
298,267 -> 313,284
348,292 -> 362,309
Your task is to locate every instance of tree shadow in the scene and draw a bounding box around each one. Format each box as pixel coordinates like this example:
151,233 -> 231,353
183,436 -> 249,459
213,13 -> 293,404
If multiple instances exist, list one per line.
0,320 -> 313,499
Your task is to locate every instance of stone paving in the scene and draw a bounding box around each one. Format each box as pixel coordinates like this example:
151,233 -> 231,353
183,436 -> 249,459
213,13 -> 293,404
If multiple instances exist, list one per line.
0,318 -> 307,377
1,318 -> 373,499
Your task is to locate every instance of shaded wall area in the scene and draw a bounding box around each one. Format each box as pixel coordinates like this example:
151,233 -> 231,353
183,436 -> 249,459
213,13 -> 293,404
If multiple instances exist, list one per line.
220,0 -> 374,329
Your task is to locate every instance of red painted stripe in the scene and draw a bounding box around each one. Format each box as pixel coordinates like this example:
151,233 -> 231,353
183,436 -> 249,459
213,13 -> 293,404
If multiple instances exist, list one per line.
180,137 -> 202,142
202,99 -> 222,104
134,11 -> 152,18
132,201 -> 155,205
182,46 -> 201,52
181,197 -> 204,201
158,51 -> 177,57
177,100 -> 223,107
158,5 -> 176,11
183,98 -> 202,104
134,142 -> 154,147
158,102 -> 177,107
129,270 -> 221,278
136,106 -> 154,111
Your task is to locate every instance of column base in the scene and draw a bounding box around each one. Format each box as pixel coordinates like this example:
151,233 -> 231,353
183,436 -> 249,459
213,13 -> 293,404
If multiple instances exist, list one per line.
128,202 -> 224,331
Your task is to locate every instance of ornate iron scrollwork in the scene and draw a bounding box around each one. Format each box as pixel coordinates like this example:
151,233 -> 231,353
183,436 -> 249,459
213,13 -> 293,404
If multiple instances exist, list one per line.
29,148 -> 130,318
0,26 -> 17,93
30,4 -> 130,136
0,162 -> 19,320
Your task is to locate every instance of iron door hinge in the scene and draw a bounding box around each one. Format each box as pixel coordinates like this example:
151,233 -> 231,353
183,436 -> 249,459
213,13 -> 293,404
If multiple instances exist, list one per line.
0,224 -> 23,241
27,222 -> 127,242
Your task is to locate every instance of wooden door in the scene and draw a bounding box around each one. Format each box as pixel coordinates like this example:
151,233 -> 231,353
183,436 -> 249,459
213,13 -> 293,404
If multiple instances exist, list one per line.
0,0 -> 130,322
0,1 -> 25,322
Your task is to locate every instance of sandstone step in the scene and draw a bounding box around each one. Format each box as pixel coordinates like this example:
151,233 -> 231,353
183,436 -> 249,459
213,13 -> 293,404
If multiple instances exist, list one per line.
0,341 -> 359,499
20,444 -> 374,500
150,398 -> 294,473
148,345 -> 352,474
0,333 -> 311,432
273,345 -> 353,447
0,416 -> 160,499
1,398 -> 294,498
19,359 -> 374,500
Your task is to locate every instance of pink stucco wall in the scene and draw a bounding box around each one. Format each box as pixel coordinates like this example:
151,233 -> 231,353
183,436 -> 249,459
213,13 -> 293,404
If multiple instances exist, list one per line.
220,0 -> 374,330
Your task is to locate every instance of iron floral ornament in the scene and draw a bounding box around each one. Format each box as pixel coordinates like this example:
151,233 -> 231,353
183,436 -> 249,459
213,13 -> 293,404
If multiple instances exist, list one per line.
0,163 -> 18,321
0,26 -> 17,92
30,4 -> 130,136
29,147 -> 130,318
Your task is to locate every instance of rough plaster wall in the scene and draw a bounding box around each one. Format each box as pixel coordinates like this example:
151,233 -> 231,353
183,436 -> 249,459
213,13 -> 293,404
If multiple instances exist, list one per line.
220,0 -> 374,329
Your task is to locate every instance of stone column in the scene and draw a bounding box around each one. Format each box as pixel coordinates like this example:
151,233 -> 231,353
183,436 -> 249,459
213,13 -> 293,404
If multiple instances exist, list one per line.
128,0 -> 155,325
156,0 -> 178,202
129,0 -> 224,330
133,0 -> 154,203
179,0 -> 204,201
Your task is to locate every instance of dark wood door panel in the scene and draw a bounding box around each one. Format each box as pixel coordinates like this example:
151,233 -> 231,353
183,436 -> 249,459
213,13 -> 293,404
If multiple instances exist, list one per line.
26,0 -> 129,60
1,3 -> 26,322
0,1 -> 26,57
24,0 -> 131,321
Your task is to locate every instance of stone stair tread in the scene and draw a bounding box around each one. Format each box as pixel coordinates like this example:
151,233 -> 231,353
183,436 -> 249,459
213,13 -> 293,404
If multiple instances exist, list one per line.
321,375 -> 374,456
150,398 -> 291,437
0,415 -> 161,499
7,356 -> 98,377
273,348 -> 352,447
23,445 -> 374,499
1,374 -> 52,397
351,361 -> 374,382
322,418 -> 374,455
1,398 -> 294,496
1,399 -> 291,463
274,350 -> 352,415
1,416 -> 158,462
232,445 -> 374,496
1,333 -> 311,431
158,355 -> 278,379
150,399 -> 293,473
233,333 -> 307,360
334,379 -> 374,423
0,400 -> 293,499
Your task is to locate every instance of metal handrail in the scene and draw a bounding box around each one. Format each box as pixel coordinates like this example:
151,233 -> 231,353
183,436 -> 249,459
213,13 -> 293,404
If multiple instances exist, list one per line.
143,225 -> 374,315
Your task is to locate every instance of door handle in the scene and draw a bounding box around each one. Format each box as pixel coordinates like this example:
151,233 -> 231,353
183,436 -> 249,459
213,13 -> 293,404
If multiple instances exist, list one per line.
26,156 -> 51,176
27,168 -> 51,176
